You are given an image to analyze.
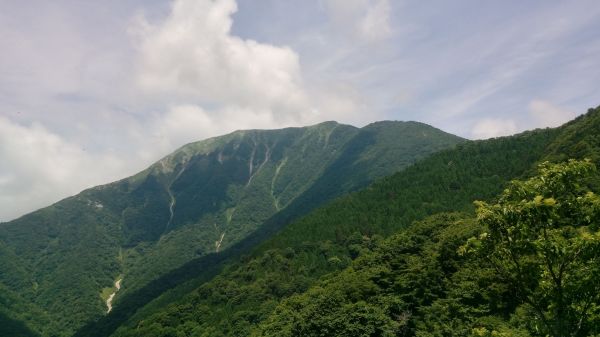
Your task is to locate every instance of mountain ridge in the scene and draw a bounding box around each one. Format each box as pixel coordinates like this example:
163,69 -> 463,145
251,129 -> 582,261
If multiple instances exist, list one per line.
91,107 -> 599,337
0,119 -> 464,337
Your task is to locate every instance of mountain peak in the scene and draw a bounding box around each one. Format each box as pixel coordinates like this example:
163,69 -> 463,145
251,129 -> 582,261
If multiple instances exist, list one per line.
0,119 -> 465,336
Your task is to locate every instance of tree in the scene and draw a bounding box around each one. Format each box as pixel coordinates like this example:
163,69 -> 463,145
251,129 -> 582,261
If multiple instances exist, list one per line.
461,159 -> 600,337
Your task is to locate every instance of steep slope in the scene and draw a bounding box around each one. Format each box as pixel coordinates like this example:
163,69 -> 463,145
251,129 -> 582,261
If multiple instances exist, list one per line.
0,120 -> 463,337
106,107 -> 600,337
254,164 -> 600,336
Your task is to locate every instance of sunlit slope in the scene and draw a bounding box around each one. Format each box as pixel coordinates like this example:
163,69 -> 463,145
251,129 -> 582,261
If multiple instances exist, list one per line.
107,107 -> 600,337
0,120 -> 463,337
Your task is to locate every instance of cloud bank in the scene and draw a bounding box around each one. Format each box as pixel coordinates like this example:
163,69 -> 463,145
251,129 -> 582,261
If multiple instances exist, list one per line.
0,117 -> 126,221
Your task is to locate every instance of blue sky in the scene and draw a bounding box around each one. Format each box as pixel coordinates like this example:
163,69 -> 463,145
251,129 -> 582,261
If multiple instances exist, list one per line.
1,0 -> 599,221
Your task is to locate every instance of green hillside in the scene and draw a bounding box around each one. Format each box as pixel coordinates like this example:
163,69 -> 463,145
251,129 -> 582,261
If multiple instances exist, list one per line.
102,107 -> 600,337
253,161 -> 600,337
0,120 -> 462,337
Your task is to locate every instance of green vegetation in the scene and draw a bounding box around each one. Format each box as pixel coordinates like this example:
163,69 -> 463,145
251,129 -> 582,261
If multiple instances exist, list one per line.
101,107 -> 600,337
0,121 -> 462,336
462,159 -> 600,337
0,283 -> 59,337
3,106 -> 599,337
100,287 -> 114,303
256,160 -> 600,337
255,212 -> 478,337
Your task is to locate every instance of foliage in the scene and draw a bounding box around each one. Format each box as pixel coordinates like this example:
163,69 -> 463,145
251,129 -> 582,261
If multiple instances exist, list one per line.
3,107 -> 599,337
462,160 -> 600,337
254,213 -> 479,337
0,121 -> 462,337
106,107 -> 600,337
107,123 -> 559,337
255,160 -> 600,337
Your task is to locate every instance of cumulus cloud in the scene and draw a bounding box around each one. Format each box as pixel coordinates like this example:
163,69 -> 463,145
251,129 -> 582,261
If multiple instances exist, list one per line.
133,0 -> 309,124
471,118 -> 517,139
147,104 -> 282,153
129,0 -> 372,149
528,99 -> 578,128
0,0 -> 373,221
0,117 -> 126,221
324,0 -> 393,42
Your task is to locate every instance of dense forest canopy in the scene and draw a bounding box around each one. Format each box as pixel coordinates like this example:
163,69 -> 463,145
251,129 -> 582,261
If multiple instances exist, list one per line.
254,160 -> 600,337
0,121 -> 464,337
88,109 -> 600,337
1,107 -> 599,337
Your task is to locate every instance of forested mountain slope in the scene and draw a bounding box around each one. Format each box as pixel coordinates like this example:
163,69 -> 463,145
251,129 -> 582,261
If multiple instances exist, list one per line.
253,161 -> 600,337
104,107 -> 600,337
0,120 -> 462,337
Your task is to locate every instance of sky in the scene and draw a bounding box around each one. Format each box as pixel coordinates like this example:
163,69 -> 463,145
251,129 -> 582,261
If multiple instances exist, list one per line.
1,0 -> 599,222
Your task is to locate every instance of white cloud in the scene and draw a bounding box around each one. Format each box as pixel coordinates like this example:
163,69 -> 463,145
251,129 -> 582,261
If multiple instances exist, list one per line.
0,117 -> 126,222
159,105 -> 216,144
528,99 -> 578,128
0,101 -> 293,222
148,104 -> 279,153
129,0 -> 374,149
0,0 -> 376,221
324,0 -> 393,42
133,0 -> 309,124
471,118 -> 517,139
129,0 -> 371,155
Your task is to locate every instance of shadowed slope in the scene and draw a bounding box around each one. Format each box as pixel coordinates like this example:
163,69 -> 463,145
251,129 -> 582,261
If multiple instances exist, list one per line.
0,120 -> 463,337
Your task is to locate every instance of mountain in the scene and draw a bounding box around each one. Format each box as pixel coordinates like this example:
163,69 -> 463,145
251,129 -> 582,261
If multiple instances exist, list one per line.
0,120 -> 464,337
96,107 -> 600,337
